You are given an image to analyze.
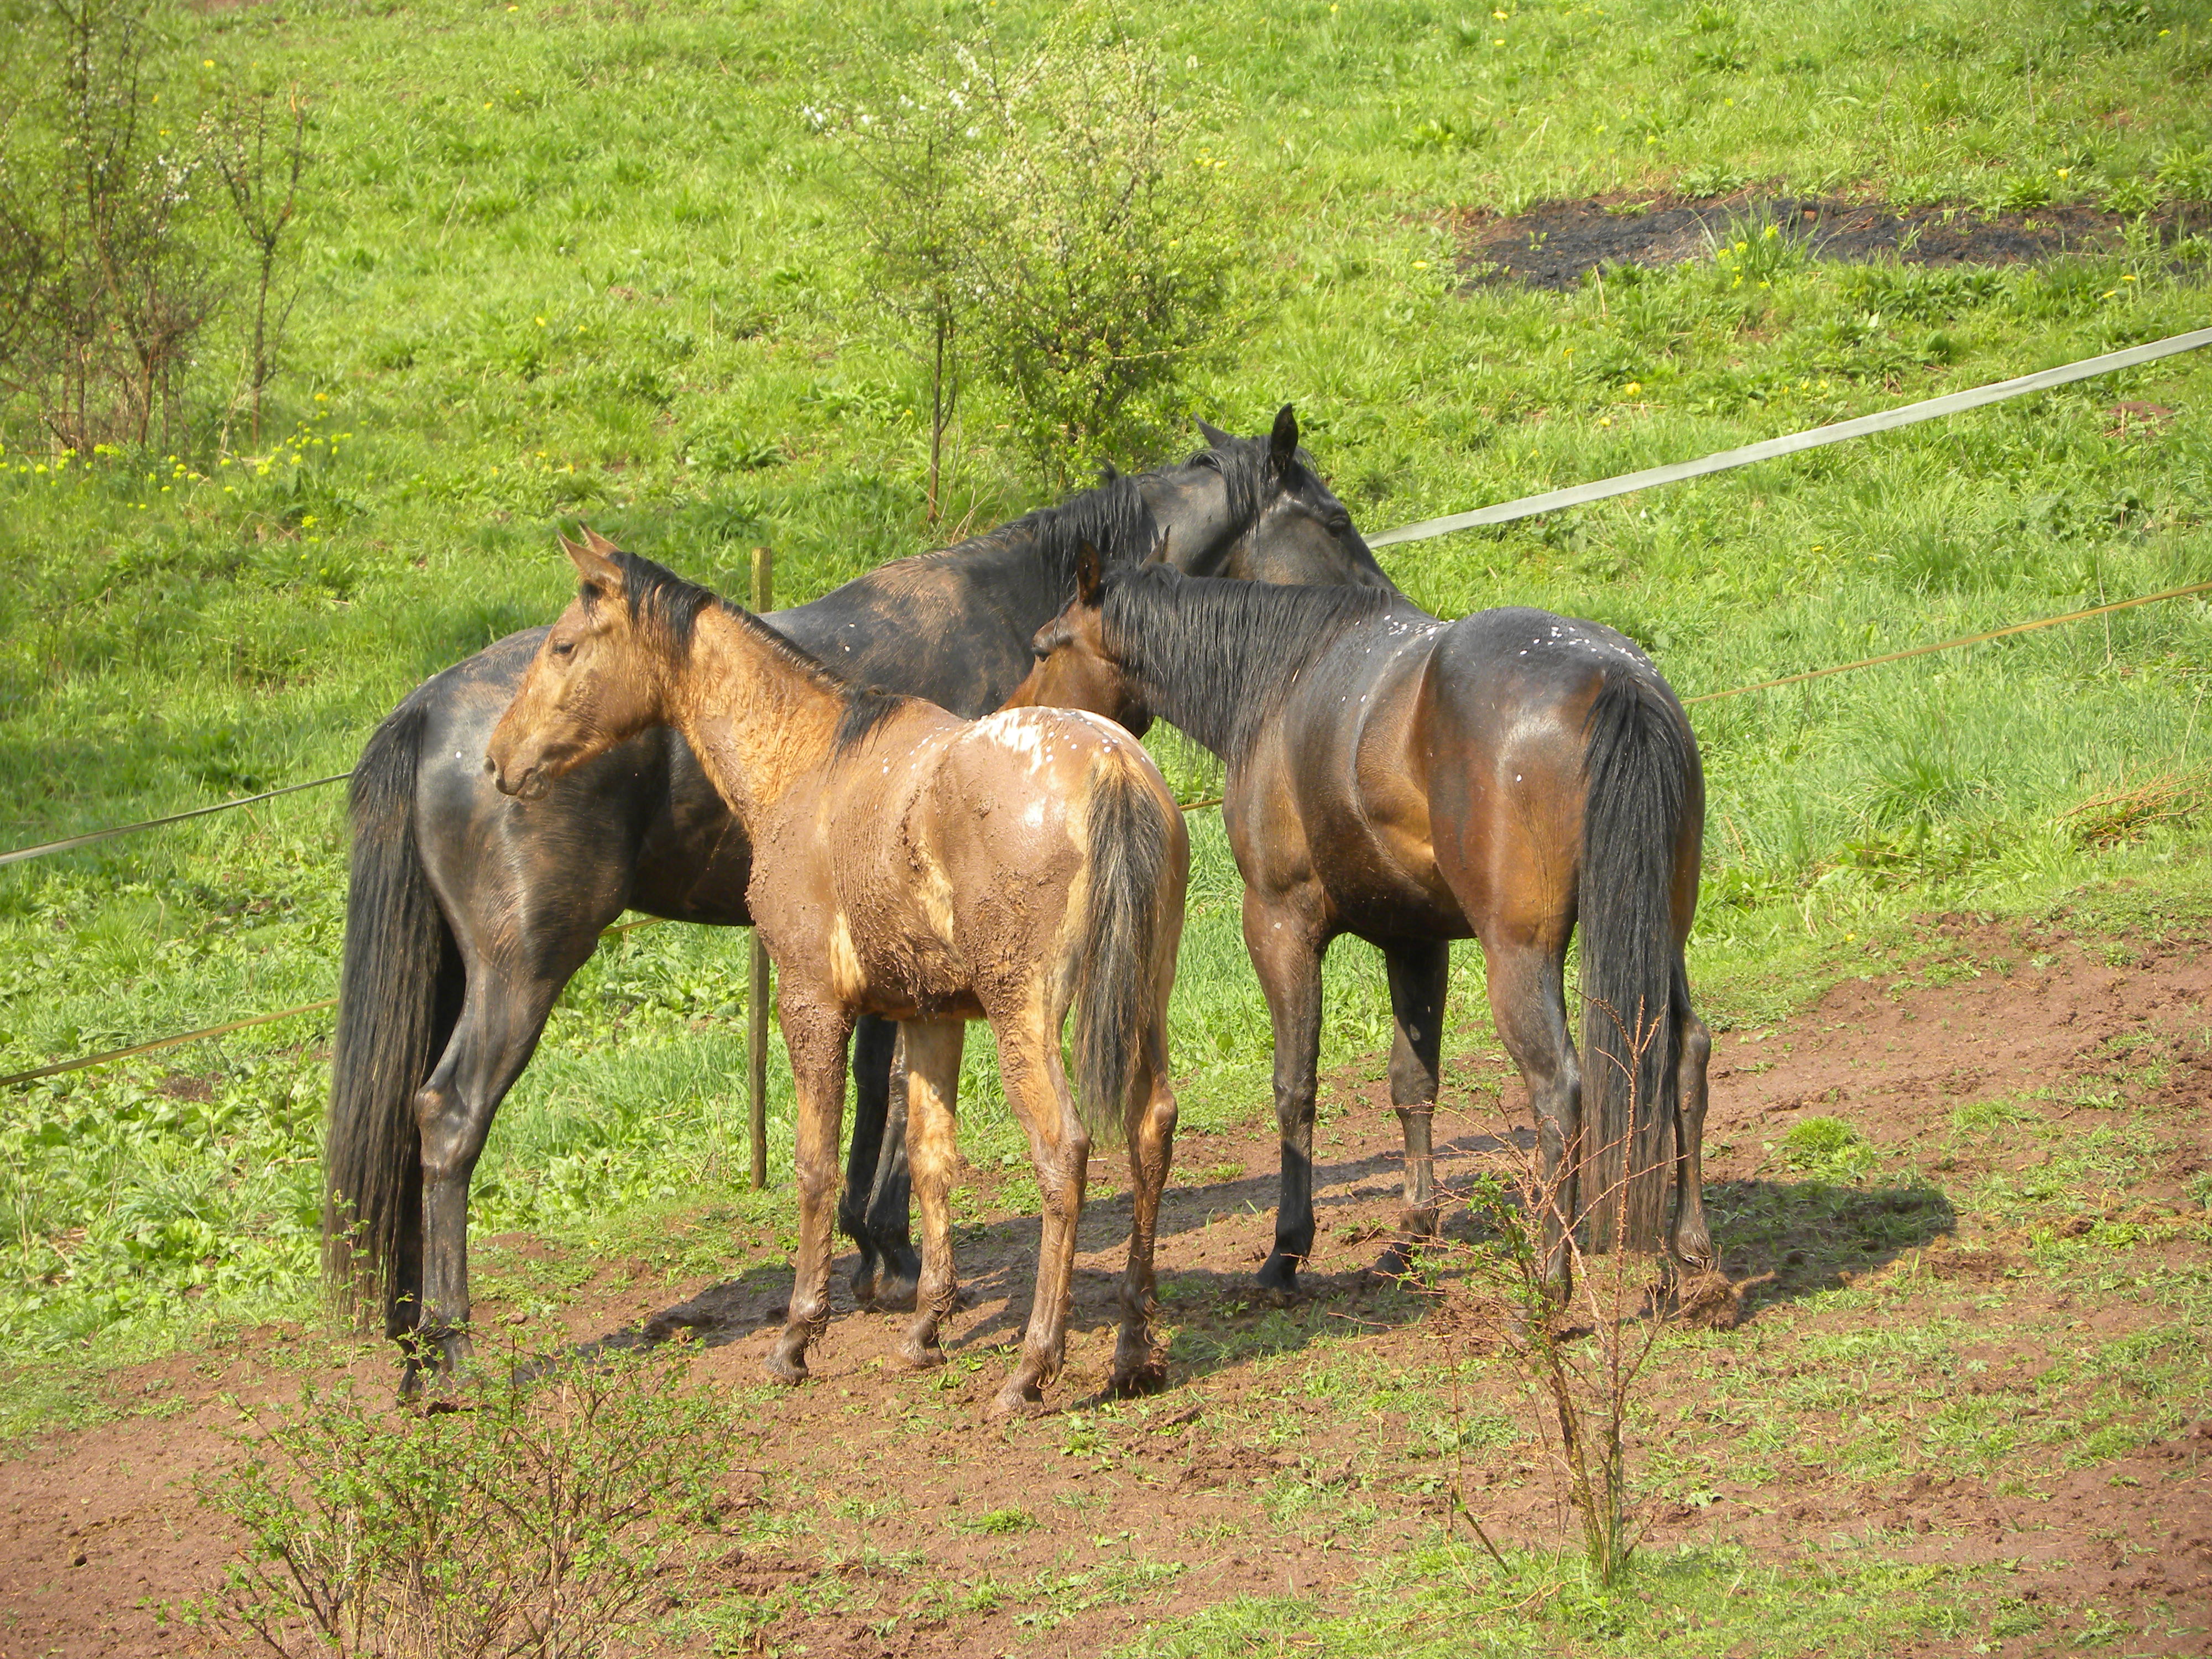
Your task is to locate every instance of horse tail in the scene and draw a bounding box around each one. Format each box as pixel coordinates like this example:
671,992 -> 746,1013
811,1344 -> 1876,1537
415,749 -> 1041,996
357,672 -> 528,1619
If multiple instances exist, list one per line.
1070,757 -> 1180,1149
1578,671 -> 1695,1253
324,693 -> 455,1332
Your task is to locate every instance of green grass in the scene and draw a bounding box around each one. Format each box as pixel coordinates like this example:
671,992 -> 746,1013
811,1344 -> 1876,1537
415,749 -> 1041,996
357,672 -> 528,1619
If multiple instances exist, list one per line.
1,2 -> 2210,1641
1125,1544 -> 1988,1658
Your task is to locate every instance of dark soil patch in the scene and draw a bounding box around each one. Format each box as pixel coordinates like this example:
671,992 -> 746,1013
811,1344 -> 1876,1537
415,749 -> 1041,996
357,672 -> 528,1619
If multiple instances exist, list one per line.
1457,194 -> 2199,290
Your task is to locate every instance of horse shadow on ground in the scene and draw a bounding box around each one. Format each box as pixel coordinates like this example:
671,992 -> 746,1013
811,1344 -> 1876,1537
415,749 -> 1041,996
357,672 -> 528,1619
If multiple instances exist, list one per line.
571,1126 -> 1518,1384
569,1141 -> 1957,1379
1703,1177 -> 1958,1319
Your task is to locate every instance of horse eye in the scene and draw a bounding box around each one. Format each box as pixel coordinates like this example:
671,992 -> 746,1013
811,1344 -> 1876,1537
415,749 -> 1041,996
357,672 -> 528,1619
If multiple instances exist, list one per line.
1327,514 -> 1352,536
552,639 -> 575,658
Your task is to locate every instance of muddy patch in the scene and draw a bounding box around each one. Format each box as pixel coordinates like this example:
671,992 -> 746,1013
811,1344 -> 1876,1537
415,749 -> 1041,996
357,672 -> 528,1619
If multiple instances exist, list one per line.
1457,194 -> 2198,290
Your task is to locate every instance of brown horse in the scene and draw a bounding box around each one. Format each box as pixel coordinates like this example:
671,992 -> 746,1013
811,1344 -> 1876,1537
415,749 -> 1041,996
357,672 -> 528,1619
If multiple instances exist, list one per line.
1005,556 -> 1710,1289
488,532 -> 1188,1414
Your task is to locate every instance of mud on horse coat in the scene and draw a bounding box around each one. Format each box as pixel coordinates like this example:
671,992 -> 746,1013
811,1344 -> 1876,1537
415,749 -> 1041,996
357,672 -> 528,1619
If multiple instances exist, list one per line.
1005,560 -> 1711,1288
325,406 -> 1390,1386
488,534 -> 1190,1416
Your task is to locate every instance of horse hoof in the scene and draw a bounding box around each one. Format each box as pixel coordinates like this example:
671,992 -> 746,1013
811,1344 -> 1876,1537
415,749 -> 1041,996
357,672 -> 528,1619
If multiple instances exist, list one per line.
1255,1253 -> 1302,1295
987,1381 -> 1045,1421
901,1334 -> 946,1369
848,1262 -> 880,1307
1109,1359 -> 1168,1399
763,1345 -> 810,1387
864,1271 -> 920,1314
1366,1243 -> 1415,1284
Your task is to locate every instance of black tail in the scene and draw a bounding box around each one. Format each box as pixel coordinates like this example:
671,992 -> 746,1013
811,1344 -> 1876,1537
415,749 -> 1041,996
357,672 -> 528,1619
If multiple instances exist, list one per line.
1070,762 -> 1180,1147
323,695 -> 457,1332
1579,673 -> 1697,1251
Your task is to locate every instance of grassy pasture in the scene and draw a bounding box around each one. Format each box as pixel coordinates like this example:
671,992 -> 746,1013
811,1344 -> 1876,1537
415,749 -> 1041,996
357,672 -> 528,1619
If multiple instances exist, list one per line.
1,0 -> 2210,1648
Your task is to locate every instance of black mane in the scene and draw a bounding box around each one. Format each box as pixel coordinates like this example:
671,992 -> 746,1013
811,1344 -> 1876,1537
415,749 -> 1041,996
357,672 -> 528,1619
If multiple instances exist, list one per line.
1098,564 -> 1400,760
931,469 -> 1161,593
607,546 -> 907,750
1186,429 -> 1276,530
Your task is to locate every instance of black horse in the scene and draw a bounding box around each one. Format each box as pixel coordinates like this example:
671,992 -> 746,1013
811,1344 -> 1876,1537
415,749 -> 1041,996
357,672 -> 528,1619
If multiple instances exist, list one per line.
1006,559 -> 1710,1292
326,406 -> 1394,1380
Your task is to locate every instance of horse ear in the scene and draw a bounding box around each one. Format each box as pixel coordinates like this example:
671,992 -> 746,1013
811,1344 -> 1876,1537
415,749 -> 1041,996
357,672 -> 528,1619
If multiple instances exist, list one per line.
1195,417 -> 1234,450
562,525 -> 623,591
1268,404 -> 1299,472
1146,527 -> 1171,566
1076,541 -> 1103,606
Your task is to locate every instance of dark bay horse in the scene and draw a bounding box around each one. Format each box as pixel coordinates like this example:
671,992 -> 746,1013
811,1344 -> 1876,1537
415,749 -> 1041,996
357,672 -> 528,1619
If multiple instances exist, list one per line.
489,535 -> 1188,1415
328,407 -> 1390,1380
1005,558 -> 1710,1288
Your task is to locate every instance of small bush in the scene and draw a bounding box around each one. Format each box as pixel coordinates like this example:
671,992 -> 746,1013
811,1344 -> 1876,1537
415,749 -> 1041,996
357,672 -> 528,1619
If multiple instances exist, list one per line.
816,17 -> 1248,488
186,1339 -> 738,1658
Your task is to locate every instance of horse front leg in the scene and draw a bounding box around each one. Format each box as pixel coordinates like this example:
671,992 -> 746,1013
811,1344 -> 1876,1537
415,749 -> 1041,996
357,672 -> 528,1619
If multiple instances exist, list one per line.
1373,939 -> 1449,1282
766,996 -> 854,1387
1113,1016 -> 1178,1396
1244,894 -> 1328,1294
896,1019 -> 966,1368
843,1016 -> 920,1311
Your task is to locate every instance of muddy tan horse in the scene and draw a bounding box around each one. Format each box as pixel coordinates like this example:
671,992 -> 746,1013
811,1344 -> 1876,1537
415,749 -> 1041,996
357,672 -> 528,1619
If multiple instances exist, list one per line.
488,532 -> 1188,1413
1006,556 -> 1709,1291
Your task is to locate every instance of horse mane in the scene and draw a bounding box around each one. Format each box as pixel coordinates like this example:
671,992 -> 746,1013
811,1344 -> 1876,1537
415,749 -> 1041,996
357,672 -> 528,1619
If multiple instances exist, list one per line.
1186,429 -> 1275,529
606,546 -> 906,751
1099,564 -> 1397,760
924,469 -> 1162,592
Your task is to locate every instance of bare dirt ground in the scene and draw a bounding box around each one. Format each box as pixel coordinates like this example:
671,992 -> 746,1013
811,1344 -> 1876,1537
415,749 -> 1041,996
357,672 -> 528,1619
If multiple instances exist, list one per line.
1454,194 -> 2201,289
3,913 -> 2208,1657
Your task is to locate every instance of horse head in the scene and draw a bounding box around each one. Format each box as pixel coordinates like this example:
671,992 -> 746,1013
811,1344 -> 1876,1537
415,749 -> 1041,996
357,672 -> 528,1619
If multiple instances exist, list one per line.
487,528 -> 671,800
1002,544 -> 1151,737
1152,404 -> 1397,593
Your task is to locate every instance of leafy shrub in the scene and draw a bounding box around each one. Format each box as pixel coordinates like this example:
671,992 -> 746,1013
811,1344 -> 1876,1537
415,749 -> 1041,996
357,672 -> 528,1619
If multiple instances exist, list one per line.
816,17 -> 1248,487
187,1341 -> 738,1658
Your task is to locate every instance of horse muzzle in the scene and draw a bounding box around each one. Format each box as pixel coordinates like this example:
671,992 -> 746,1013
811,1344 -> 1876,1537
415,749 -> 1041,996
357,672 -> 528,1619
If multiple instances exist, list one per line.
491,758 -> 551,801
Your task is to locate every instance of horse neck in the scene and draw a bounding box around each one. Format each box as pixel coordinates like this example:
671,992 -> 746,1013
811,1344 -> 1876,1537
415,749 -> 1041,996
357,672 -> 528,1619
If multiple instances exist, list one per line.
665,606 -> 844,823
937,469 -> 1188,620
1137,462 -> 1241,574
1120,581 -> 1390,761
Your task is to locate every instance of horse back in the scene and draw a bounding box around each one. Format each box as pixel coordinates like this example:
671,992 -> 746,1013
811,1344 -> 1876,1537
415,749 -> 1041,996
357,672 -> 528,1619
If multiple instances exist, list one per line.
772,557 -> 1044,719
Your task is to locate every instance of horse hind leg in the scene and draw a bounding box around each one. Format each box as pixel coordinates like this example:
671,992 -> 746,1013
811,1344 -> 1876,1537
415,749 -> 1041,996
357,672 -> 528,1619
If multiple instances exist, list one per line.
843,1016 -> 920,1311
1478,932 -> 1582,1295
1669,968 -> 1716,1272
895,1019 -> 966,1368
988,1011 -> 1089,1417
1112,1016 -> 1178,1397
1373,939 -> 1449,1282
408,962 -> 560,1392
